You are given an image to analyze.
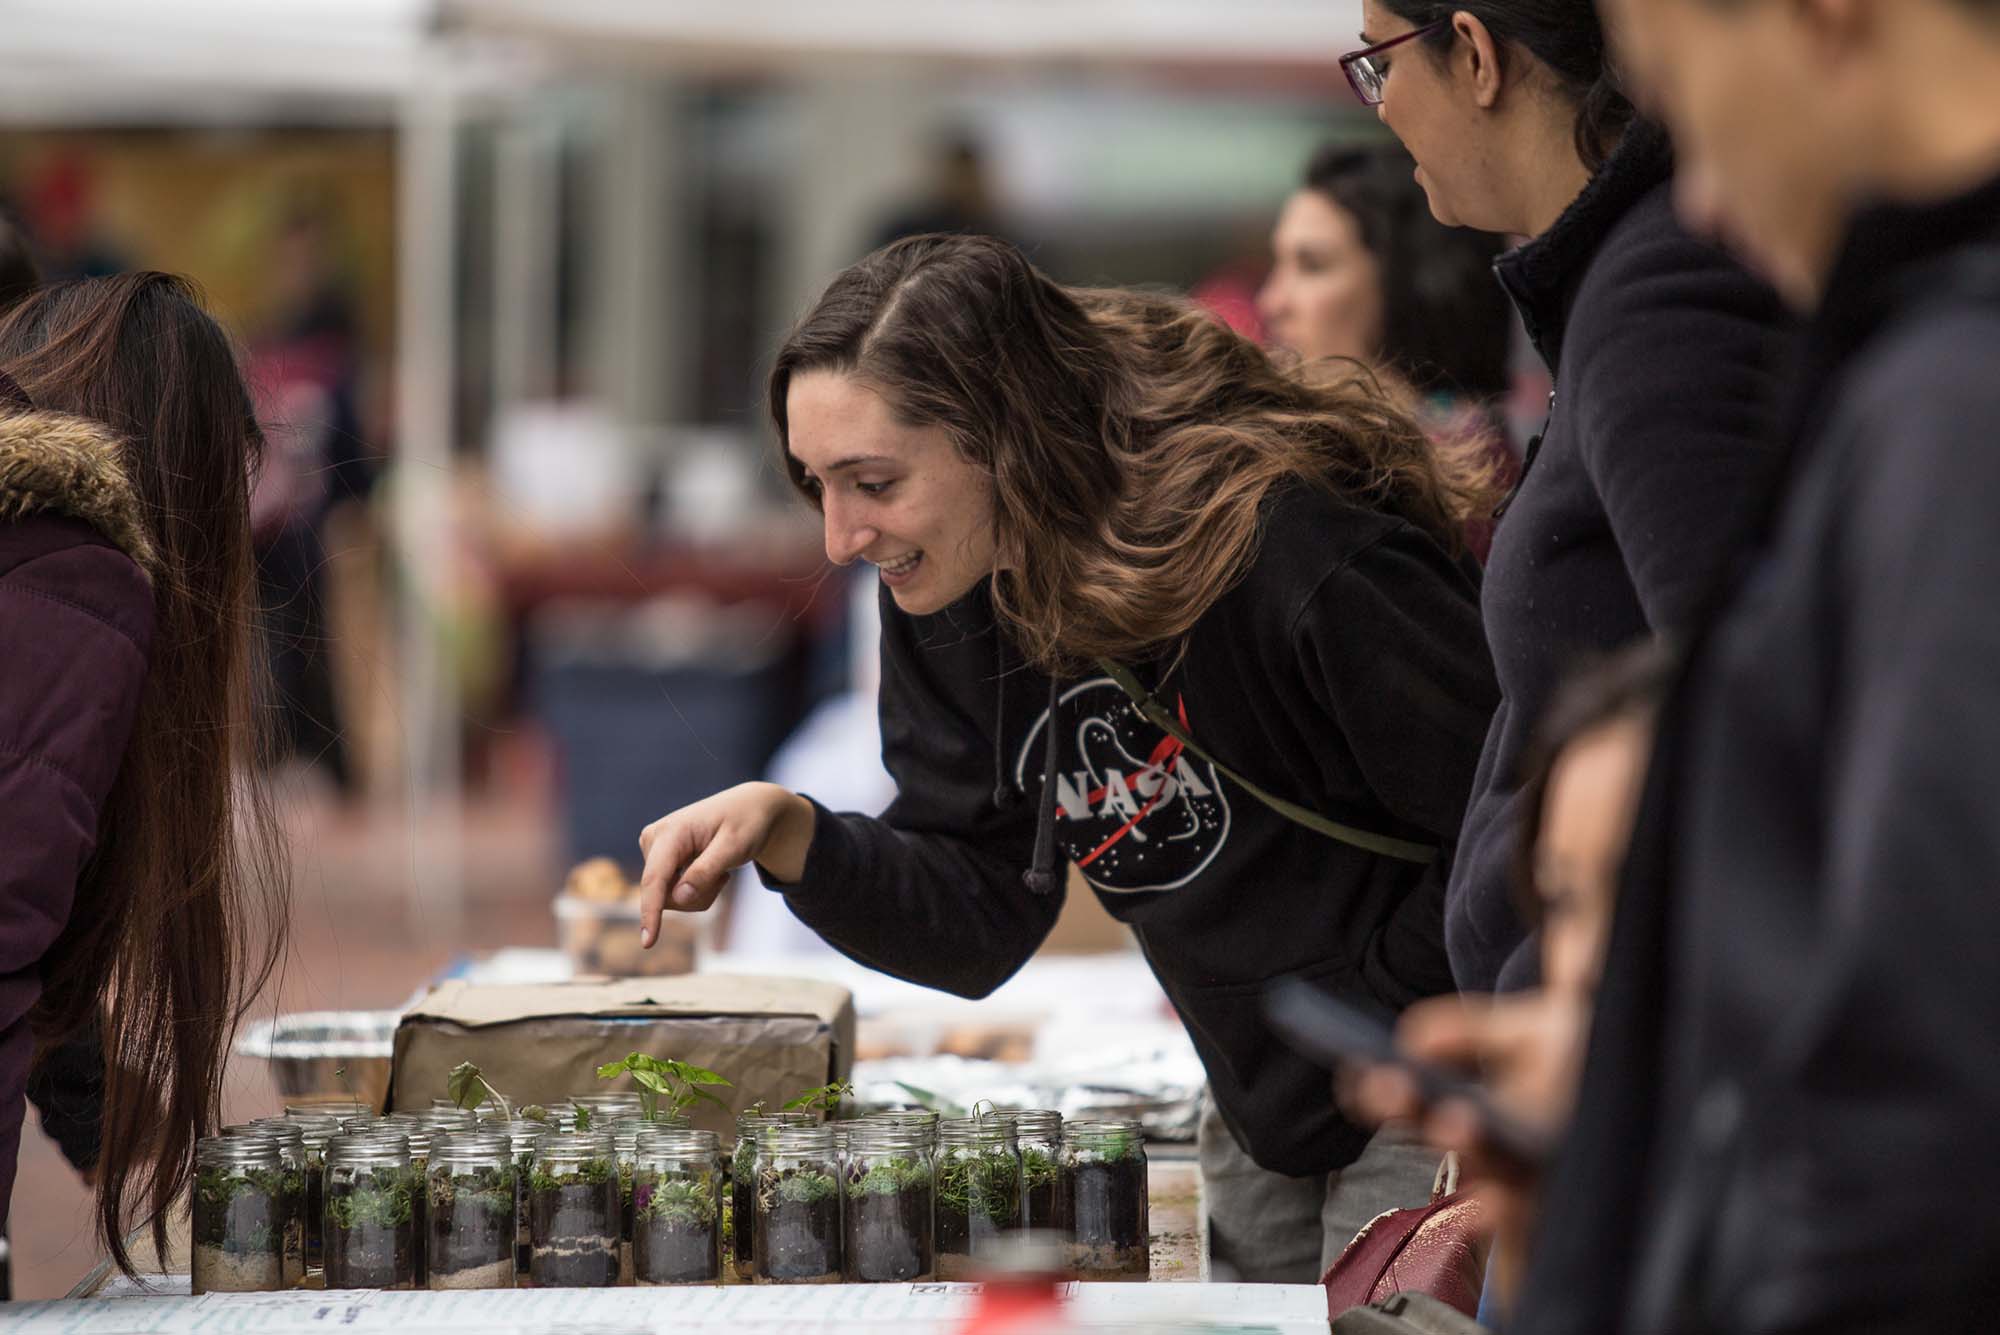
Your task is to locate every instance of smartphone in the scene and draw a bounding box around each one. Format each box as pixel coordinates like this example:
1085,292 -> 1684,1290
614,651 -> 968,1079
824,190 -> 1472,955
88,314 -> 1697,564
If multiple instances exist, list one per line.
1263,975 -> 1551,1170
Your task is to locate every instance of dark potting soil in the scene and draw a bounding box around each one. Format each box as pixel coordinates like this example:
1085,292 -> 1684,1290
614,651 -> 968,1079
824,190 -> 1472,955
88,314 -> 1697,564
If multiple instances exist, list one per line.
755,1177 -> 840,1284
634,1217 -> 719,1285
844,1184 -> 933,1283
731,1168 -> 756,1277
429,1190 -> 515,1284
324,1219 -> 415,1290
304,1165 -> 324,1269
1063,1159 -> 1148,1279
529,1184 -> 620,1287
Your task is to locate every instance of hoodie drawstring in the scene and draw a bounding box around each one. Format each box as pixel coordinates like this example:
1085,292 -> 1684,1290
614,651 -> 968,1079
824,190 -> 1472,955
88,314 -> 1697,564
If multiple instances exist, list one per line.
1022,675 -> 1062,896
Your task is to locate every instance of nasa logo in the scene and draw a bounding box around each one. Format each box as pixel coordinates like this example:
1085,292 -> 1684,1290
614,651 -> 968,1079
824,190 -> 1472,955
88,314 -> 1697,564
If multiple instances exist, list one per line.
1012,677 -> 1231,893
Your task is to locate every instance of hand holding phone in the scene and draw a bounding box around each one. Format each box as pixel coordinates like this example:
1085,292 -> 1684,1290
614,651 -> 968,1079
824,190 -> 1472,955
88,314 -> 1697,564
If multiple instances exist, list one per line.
1263,975 -> 1553,1170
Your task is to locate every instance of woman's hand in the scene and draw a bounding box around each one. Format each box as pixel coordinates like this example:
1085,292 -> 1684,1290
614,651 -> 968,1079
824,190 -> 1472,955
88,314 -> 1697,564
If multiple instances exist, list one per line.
636,783 -> 816,947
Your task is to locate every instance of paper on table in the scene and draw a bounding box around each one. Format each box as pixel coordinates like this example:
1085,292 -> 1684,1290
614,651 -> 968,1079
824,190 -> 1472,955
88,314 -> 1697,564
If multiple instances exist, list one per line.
5,1283 -> 1328,1334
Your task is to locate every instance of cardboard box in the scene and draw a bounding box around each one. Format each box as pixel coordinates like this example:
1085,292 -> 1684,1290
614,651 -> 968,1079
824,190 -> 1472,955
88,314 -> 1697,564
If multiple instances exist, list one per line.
388,975 -> 854,1136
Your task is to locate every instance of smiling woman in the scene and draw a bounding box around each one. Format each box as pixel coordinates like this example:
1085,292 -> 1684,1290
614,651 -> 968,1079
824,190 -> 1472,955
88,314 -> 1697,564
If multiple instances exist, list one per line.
636,231 -> 1502,1281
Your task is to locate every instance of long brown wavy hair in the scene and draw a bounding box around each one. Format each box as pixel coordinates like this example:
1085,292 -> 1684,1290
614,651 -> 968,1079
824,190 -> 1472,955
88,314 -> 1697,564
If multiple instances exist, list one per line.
0,273 -> 287,1274
770,233 -> 1492,674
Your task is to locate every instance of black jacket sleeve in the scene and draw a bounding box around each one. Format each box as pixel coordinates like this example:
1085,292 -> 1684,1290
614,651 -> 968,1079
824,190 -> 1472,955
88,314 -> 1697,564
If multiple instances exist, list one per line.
1567,225 -> 1789,633
768,599 -> 1060,999
1294,524 -> 1499,1006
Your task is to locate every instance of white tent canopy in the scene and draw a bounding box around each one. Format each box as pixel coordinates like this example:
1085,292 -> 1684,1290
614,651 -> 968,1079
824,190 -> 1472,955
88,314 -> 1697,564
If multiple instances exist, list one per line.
440,0 -> 1364,72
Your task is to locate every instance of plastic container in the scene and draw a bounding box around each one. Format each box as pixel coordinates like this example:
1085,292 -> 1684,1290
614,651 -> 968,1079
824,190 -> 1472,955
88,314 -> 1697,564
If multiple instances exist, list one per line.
752,1125 -> 841,1284
528,1131 -> 621,1287
632,1129 -> 724,1285
842,1120 -> 935,1282
192,1136 -> 286,1294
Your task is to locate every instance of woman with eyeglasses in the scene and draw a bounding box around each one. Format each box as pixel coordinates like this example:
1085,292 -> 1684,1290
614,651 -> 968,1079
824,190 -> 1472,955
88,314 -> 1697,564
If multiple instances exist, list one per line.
1341,1 -> 1793,997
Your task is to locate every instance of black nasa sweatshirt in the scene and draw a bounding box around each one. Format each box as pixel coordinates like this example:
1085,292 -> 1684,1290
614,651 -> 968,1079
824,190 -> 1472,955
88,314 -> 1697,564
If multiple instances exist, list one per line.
765,485 -> 1497,1176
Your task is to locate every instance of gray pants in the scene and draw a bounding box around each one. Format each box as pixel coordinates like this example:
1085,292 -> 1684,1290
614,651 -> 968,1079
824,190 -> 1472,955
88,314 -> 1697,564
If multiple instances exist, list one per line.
1200,1096 -> 1440,1284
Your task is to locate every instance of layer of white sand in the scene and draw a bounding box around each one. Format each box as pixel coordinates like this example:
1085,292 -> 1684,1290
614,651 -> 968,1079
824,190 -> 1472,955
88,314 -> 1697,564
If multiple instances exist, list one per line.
193,1244 -> 283,1294
428,1257 -> 514,1290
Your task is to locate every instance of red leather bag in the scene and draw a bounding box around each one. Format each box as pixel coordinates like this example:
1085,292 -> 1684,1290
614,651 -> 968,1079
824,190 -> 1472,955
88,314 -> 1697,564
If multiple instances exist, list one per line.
1321,1161 -> 1489,1320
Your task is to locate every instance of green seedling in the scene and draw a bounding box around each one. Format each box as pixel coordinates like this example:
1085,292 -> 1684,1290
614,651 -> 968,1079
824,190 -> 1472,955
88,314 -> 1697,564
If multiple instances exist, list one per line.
446,1061 -> 512,1120
782,1080 -> 855,1119
595,1052 -> 731,1123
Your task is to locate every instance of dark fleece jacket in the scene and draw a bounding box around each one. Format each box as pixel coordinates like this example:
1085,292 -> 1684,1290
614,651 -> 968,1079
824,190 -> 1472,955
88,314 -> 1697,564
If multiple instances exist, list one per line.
1446,123 -> 1792,993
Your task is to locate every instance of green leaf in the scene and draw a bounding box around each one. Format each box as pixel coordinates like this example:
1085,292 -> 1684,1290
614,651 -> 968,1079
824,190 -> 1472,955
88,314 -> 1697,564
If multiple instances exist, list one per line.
630,1068 -> 671,1094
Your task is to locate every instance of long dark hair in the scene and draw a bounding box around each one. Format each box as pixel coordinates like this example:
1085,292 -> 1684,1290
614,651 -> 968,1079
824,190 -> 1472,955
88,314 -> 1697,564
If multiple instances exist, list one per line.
0,272 -> 287,1274
1381,0 -> 1635,170
1302,142 -> 1512,400
770,234 -> 1491,674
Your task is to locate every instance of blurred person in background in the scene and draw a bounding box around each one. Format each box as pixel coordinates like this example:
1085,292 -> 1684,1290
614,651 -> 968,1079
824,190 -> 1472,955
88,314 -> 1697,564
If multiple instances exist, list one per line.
1490,0 -> 2000,1329
1349,0 -> 1791,997
0,273 -> 286,1269
873,130 -> 1009,248
639,233 -> 1500,1281
246,200 -> 377,799
1258,141 -> 1517,559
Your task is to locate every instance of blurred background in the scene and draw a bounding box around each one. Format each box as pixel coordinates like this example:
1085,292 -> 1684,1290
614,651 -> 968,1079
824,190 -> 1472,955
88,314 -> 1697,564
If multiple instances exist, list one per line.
2,0 -> 1544,1297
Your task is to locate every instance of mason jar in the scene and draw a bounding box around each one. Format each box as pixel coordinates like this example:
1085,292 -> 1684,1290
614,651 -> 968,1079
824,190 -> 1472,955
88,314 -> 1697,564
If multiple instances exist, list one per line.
1060,1120 -> 1148,1281
287,1101 -> 372,1123
631,1128 -> 724,1286
277,1112 -> 341,1273
484,1118 -> 549,1276
568,1092 -> 643,1130
729,1110 -> 814,1280
934,1118 -> 1022,1280
752,1125 -> 841,1284
225,1121 -> 306,1285
426,1130 -> 516,1289
841,1120 -> 934,1282
192,1135 -> 286,1294
1011,1110 -> 1065,1233
323,1133 -> 417,1290
527,1130 -> 620,1287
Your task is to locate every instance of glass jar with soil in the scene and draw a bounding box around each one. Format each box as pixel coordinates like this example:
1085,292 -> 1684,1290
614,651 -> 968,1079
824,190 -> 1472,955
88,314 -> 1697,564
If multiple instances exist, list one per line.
631,1129 -> 723,1285
287,1101 -> 373,1123
841,1121 -> 934,1282
278,1113 -> 340,1274
426,1131 -> 517,1289
323,1133 -> 418,1290
934,1119 -> 1022,1279
528,1130 -> 621,1287
1060,1121 -> 1148,1281
387,1118 -> 438,1285
486,1119 -> 549,1276
568,1092 -> 643,1130
752,1125 -> 841,1284
1010,1110 -> 1064,1234
729,1111 -> 814,1280
192,1136 -> 287,1294
226,1121 -> 307,1285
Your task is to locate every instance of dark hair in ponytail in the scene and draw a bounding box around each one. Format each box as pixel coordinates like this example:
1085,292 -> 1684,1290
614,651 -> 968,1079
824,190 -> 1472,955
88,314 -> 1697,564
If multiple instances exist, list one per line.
1381,0 -> 1634,170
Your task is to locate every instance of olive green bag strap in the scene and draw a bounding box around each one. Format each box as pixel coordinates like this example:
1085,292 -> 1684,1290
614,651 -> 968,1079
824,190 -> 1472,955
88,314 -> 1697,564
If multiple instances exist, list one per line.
1094,657 -> 1438,865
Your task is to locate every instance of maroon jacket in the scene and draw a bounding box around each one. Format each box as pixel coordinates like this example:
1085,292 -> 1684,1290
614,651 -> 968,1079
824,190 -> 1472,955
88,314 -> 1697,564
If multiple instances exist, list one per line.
0,408 -> 155,1235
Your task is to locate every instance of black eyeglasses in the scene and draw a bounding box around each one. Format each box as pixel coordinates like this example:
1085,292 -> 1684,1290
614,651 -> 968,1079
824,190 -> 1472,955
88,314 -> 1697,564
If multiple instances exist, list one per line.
1339,19 -> 1450,106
